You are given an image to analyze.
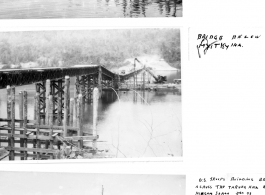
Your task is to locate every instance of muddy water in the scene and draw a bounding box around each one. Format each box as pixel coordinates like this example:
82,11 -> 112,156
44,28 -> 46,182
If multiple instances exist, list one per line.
0,0 -> 182,19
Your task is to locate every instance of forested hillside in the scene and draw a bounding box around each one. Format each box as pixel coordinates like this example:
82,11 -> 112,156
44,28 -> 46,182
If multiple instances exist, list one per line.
0,29 -> 181,70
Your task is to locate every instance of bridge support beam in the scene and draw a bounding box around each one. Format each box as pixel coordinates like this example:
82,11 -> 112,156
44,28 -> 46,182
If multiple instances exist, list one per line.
98,66 -> 102,98
73,76 -> 80,127
35,87 -> 41,160
6,86 -> 11,128
19,91 -> 24,160
63,76 -> 70,138
50,79 -> 64,125
35,81 -> 46,124
0,66 -> 111,161
75,75 -> 96,104
23,91 -> 28,160
77,94 -> 83,148
80,75 -> 86,107
85,75 -> 90,103
45,80 -> 51,125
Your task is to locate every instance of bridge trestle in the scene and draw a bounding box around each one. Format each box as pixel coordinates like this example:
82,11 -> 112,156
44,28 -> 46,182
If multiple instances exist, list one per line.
0,76 -> 101,161
0,65 -> 121,161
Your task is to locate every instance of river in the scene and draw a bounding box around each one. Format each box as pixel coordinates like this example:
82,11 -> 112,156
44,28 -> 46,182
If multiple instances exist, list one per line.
0,0 -> 182,19
0,79 -> 182,160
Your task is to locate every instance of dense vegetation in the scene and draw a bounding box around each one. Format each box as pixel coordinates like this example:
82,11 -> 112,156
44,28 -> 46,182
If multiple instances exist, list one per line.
0,29 -> 181,70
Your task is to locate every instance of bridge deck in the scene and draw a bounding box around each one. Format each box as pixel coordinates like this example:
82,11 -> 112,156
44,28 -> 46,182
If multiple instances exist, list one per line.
0,66 -> 116,89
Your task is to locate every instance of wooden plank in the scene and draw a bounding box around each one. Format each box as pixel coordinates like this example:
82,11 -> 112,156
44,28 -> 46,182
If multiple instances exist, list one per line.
64,135 -> 98,141
27,125 -> 78,131
5,146 -> 58,154
0,118 -> 34,123
0,148 -> 9,160
0,133 -> 53,141
0,139 -> 63,145
52,133 -> 59,137
0,127 -> 63,134
14,153 -> 51,159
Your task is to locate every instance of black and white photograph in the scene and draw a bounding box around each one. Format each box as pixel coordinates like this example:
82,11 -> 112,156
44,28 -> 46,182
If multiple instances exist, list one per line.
0,171 -> 185,195
0,28 -> 182,161
0,0 -> 182,19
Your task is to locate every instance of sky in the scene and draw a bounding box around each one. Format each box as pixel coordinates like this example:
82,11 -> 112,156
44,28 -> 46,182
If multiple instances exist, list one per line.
0,172 -> 185,195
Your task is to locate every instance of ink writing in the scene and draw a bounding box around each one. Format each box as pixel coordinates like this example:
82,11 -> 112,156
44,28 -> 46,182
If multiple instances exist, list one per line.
196,34 -> 261,58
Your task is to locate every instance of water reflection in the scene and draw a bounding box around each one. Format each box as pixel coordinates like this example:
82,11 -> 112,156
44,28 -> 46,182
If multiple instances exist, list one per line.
127,0 -> 182,17
93,89 -> 182,157
0,0 -> 182,18
117,0 -> 182,17
0,87 -> 182,158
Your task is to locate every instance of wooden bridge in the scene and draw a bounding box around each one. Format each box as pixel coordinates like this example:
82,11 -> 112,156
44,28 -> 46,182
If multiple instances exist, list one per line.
0,65 -> 147,161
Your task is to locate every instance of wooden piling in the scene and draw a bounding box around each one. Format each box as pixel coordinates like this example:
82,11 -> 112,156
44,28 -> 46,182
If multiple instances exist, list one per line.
69,98 -> 74,126
77,94 -> 83,148
19,91 -> 24,160
73,76 -> 79,127
57,79 -> 63,126
23,91 -> 28,160
80,76 -> 85,105
63,76 -> 70,138
40,81 -> 46,125
19,92 -> 23,127
48,95 -> 54,126
9,87 -> 15,160
75,76 -> 80,95
73,95 -> 77,127
7,86 -> 11,128
93,88 -> 99,150
51,81 -> 56,123
45,80 -> 51,125
35,87 -> 41,160
48,95 -> 54,159
34,87 -> 37,121
86,75 -> 90,103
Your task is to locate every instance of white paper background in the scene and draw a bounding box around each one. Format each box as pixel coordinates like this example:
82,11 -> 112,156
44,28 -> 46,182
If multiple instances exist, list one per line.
0,0 -> 265,193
